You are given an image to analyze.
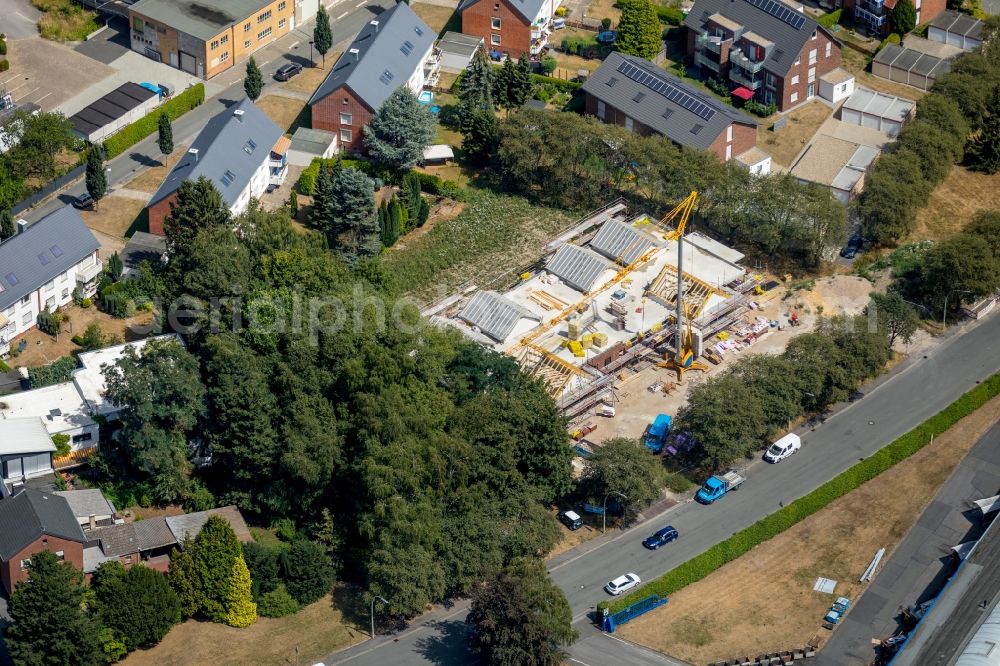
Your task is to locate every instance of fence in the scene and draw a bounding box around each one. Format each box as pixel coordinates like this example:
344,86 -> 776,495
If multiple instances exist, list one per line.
11,163 -> 86,216
601,595 -> 668,633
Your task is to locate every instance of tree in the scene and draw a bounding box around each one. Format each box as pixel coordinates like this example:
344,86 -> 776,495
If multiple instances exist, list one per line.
580,437 -> 661,519
52,433 -> 71,458
459,48 -> 495,120
5,550 -> 104,666
868,292 -> 921,347
313,4 -> 332,67
313,508 -> 340,562
363,87 -> 436,170
969,86 -> 1000,174
462,110 -> 498,165
192,515 -> 243,623
289,189 -> 298,217
279,540 -> 336,605
6,110 -> 76,180
107,251 -> 124,281
102,338 -> 206,503
163,176 -> 231,258
76,322 -> 122,351
243,541 -> 281,600
157,112 -> 174,167
257,584 -> 300,617
244,57 -> 263,101
467,558 -> 577,666
965,209 -> 1000,260
85,146 -> 107,210
855,151 -> 929,245
0,208 -> 14,241
920,233 -> 1000,314
616,0 -> 662,60
91,561 -> 182,651
223,557 -> 257,627
168,543 -> 202,620
318,166 -> 380,261
890,0 -> 917,35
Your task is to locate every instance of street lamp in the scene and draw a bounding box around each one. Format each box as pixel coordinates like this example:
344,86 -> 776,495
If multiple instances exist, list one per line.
603,491 -> 627,534
370,595 -> 388,639
309,41 -> 315,68
942,290 -> 974,329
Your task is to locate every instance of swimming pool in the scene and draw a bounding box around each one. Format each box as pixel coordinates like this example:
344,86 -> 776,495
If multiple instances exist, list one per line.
417,90 -> 433,104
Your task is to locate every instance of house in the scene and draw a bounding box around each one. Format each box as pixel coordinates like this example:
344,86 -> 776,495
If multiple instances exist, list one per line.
0,488 -> 88,594
308,2 -> 438,153
790,134 -> 879,203
459,0 -> 562,58
54,489 -> 117,530
0,419 -> 55,488
871,43 -> 950,91
69,82 -> 160,144
128,0 -> 294,79
438,31 -> 484,73
843,0 -> 946,37
582,53 -> 767,169
928,10 -> 983,50
287,127 -> 339,166
685,0 -> 841,111
146,98 -> 286,235
0,207 -> 102,356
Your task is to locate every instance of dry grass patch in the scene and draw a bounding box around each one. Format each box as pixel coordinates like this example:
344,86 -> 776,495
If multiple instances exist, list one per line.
411,2 -> 458,34
620,392 -> 1000,665
759,101 -> 831,168
123,596 -> 366,666
9,307 -> 153,368
31,0 -> 99,41
280,60 -> 338,95
79,197 -> 146,240
840,49 -> 927,101
584,0 -> 621,22
911,166 -> 1000,241
257,95 -> 307,133
123,144 -> 189,194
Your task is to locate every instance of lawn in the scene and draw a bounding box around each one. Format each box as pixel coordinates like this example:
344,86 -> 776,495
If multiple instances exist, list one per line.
620,391 -> 1000,664
257,94 -> 309,133
758,100 -> 832,168
123,144 -> 189,193
122,596 -> 366,666
583,0 -> 621,22
31,0 -> 99,41
78,196 -> 147,240
411,2 -> 458,35
911,166 -> 1000,241
279,58 -> 339,96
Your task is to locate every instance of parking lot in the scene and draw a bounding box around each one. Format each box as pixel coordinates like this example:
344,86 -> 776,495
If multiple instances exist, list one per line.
0,0 -> 41,39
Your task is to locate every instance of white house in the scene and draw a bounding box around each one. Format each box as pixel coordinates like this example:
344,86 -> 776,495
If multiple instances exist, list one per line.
0,206 -> 103,356
0,418 -> 55,485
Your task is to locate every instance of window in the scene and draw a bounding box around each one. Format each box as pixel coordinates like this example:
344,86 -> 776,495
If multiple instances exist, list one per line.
61,288 -> 69,299
808,66 -> 816,82
20,294 -> 29,305
766,72 -> 776,87
54,551 -> 64,561
244,22 -> 251,32
791,74 -> 799,85
211,39 -> 219,50
726,126 -> 733,142
21,312 -> 30,325
258,27 -> 272,40
258,9 -> 272,23
278,18 -> 286,28
340,128 -> 352,142
812,30 -> 817,40
790,91 -> 799,103
491,17 -> 501,29
340,112 -> 352,125
491,34 -> 501,46
808,48 -> 817,65
596,100 -> 605,119
221,51 -> 229,62
825,42 -> 831,58
221,34 -> 228,44
124,554 -> 133,564
19,559 -> 30,570
794,56 -> 800,67
44,279 -> 54,292
244,40 -> 251,48
279,0 -> 286,8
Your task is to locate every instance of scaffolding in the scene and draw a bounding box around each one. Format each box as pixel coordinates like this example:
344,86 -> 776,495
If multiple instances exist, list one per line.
645,264 -> 725,320
516,344 -> 593,397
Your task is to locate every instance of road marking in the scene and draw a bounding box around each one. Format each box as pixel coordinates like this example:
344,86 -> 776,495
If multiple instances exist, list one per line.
337,11 -> 348,18
14,11 -> 31,22
32,92 -> 52,105
568,659 -> 594,666
289,40 -> 299,48
355,0 -> 365,6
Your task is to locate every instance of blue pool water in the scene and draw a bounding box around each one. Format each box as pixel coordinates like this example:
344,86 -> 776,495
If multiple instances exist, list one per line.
418,90 -> 433,104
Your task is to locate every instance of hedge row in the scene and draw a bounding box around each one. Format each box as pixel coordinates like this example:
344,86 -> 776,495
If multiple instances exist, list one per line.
530,73 -> 582,93
654,5 -> 685,25
604,370 -> 1000,613
104,84 -> 206,159
818,8 -> 842,28
297,157 -> 461,198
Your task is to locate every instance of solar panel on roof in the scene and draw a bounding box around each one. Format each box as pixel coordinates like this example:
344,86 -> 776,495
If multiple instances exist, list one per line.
616,60 -> 716,121
743,0 -> 806,29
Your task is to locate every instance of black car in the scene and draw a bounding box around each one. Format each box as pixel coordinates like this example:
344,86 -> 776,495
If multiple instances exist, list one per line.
274,63 -> 303,81
642,526 -> 679,550
557,510 -> 583,531
72,192 -> 95,210
840,234 -> 863,259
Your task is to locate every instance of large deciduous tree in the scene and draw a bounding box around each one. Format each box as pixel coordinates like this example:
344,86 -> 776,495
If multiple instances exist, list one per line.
6,110 -> 76,180
363,87 -> 436,170
855,151 -> 929,245
867,292 -> 920,347
920,233 -> 1000,314
580,437 -> 661,519
616,0 -> 662,60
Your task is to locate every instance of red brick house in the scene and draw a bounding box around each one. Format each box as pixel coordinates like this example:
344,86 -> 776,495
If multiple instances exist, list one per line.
843,0 -> 946,37
685,0 -> 842,111
309,2 -> 438,153
581,53 -> 769,171
458,0 -> 562,59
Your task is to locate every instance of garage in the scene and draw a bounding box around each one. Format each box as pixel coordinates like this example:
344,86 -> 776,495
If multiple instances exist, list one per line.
179,50 -> 197,75
928,10 -> 983,50
438,32 -> 484,73
872,44 -> 951,92
839,87 -> 915,138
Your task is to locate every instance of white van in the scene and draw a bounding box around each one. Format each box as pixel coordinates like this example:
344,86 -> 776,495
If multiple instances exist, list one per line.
764,433 -> 801,463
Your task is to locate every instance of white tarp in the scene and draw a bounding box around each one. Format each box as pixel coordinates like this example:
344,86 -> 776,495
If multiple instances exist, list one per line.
423,144 -> 455,162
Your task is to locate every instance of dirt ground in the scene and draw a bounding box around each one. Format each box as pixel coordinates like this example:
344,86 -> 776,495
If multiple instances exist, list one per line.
278,59 -> 338,95
123,596 -> 366,666
549,514 -> 605,556
759,101 -> 832,168
257,94 -> 308,133
583,0 -> 621,22
621,391 -> 1000,664
840,49 -> 927,102
78,196 -> 146,243
123,144 -> 189,193
911,166 -> 1000,242
410,2 -> 458,34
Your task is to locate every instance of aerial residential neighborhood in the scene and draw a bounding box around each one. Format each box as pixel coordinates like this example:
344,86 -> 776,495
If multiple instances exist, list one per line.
2,0 -> 1000,663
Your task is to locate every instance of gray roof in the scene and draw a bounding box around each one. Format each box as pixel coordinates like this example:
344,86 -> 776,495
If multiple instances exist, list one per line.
438,31 -> 483,58
92,522 -> 139,557
588,218 -> 655,265
308,3 -> 435,110
874,43 -> 951,78
53,489 -> 116,520
841,87 -> 913,122
459,0 -> 548,23
0,489 -> 87,561
0,206 -> 100,312
132,516 -> 178,550
69,82 -> 156,137
121,231 -> 167,269
458,291 -> 540,342
930,9 -> 983,40
0,418 -> 55,456
148,97 -> 283,208
129,0 -> 275,41
685,0 -> 829,76
165,505 -> 252,543
582,53 -> 756,151
289,127 -> 339,155
546,244 -> 613,292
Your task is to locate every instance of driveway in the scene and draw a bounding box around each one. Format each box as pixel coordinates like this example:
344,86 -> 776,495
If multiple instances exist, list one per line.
0,0 -> 40,39
73,16 -> 131,65
4,37 -> 114,111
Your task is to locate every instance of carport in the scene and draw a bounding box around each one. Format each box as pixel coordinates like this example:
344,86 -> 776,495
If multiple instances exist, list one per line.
437,32 -> 483,73
871,44 -> 950,91
839,87 -> 914,137
69,82 -> 159,143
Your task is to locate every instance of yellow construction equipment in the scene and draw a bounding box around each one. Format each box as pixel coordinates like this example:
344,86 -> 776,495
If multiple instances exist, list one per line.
652,190 -> 698,241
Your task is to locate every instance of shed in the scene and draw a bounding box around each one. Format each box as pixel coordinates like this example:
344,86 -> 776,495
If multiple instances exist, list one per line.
438,31 -> 483,73
871,44 -> 950,91
422,144 -> 455,165
839,87 -> 914,137
69,82 -> 159,143
819,68 -> 855,105
287,127 -> 339,166
928,10 -> 983,50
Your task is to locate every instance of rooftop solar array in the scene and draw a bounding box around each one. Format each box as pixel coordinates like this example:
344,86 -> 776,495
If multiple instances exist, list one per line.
616,60 -> 717,121
546,244 -> 613,293
458,291 -> 538,343
588,219 -> 654,265
744,0 -> 806,29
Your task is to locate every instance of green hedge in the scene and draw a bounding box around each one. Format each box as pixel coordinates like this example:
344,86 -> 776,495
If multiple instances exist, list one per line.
530,74 -> 582,92
297,158 -> 459,197
28,356 -> 79,389
654,5 -> 685,25
818,8 -> 842,28
103,84 -> 205,159
603,370 -> 1000,613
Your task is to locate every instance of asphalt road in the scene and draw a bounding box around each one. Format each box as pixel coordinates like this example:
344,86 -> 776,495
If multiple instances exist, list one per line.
331,312 -> 1000,665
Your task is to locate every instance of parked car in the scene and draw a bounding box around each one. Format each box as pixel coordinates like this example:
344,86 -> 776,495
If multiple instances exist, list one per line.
558,510 -> 583,531
605,573 -> 641,595
72,193 -> 95,210
763,433 -> 801,463
642,526 -> 679,550
840,234 -> 863,259
274,63 -> 303,81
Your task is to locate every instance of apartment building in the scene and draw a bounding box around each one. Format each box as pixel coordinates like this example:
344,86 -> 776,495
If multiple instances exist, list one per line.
459,0 -> 563,58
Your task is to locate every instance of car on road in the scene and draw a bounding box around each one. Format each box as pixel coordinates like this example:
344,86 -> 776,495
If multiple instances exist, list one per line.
642,526 -> 678,550
274,63 -> 303,81
763,433 -> 801,463
72,193 -> 95,210
605,573 -> 641,595
558,510 -> 583,531
840,234 -> 863,259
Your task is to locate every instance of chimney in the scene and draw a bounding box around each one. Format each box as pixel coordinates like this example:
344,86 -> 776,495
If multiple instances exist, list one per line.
89,514 -> 97,531
188,148 -> 199,162
15,219 -> 27,235
234,109 -> 245,122
370,19 -> 379,32
349,47 -> 360,61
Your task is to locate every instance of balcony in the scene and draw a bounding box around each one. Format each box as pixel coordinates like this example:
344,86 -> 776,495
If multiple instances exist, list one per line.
695,32 -> 727,55
75,259 -> 103,297
728,67 -> 762,90
854,5 -> 886,26
694,51 -> 722,73
729,48 -> 765,74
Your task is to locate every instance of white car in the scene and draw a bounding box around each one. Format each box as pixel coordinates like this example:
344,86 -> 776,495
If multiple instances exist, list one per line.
764,433 -> 801,463
605,573 -> 641,595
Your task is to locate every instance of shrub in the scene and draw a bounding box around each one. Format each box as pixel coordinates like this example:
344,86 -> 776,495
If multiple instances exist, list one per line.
540,55 -> 558,75
52,434 -> 71,458
36,308 -> 61,335
604,370 -> 1000,613
0,59 -> 8,73
28,356 -> 77,389
104,84 -> 205,159
879,33 -> 902,50
297,159 -> 320,195
529,73 -> 581,93
279,540 -> 336,605
257,584 -> 300,618
744,100 -> 777,117
555,5 -> 566,15
653,5 -> 685,25
0,38 -> 7,55
818,8 -> 842,28
412,171 -> 443,194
